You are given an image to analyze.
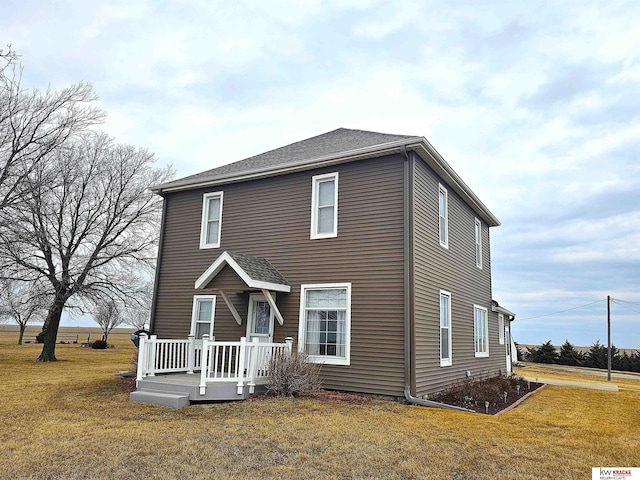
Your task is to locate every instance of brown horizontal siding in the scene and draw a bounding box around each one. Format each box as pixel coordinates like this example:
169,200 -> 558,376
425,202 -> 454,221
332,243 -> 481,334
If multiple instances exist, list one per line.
412,154 -> 505,396
153,155 -> 406,397
208,265 -> 250,293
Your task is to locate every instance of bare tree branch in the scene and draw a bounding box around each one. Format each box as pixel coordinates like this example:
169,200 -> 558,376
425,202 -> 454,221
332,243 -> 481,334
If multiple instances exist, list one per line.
0,131 -> 174,360
0,278 -> 49,344
0,52 -> 104,217
90,298 -> 124,344
0,45 -> 18,75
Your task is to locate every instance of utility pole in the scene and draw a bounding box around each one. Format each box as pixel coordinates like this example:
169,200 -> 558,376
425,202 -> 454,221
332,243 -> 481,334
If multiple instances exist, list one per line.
607,295 -> 611,382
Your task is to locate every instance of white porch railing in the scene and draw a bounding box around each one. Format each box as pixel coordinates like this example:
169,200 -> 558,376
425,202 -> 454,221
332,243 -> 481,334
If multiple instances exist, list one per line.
136,334 -> 293,396
136,334 -> 204,378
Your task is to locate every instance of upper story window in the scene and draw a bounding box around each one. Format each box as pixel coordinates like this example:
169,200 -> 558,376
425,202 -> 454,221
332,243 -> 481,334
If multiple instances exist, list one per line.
440,290 -> 452,367
298,283 -> 351,365
200,192 -> 223,249
310,172 -> 338,239
438,184 -> 448,248
474,305 -> 489,357
191,295 -> 216,339
475,218 -> 482,269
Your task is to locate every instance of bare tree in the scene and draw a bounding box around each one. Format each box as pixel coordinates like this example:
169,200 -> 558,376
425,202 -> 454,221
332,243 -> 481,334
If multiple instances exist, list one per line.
0,279 -> 48,345
0,52 -> 103,216
0,132 -> 174,361
0,45 -> 18,74
92,299 -> 124,345
121,280 -> 153,331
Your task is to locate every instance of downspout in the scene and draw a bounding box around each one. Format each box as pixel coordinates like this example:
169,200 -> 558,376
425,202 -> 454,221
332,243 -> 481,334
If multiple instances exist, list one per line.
148,193 -> 168,334
400,146 -> 474,412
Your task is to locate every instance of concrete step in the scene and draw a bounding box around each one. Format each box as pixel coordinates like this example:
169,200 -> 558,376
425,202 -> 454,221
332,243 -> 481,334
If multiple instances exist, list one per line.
130,390 -> 191,408
136,378 -> 197,396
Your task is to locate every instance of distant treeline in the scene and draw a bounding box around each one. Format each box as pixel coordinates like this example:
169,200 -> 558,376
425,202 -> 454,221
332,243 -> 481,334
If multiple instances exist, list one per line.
521,340 -> 640,373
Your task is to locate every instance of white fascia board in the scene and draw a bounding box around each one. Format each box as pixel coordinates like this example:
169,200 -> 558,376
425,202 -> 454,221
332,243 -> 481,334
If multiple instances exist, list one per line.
248,280 -> 291,293
412,141 -> 501,227
150,138 -> 422,194
195,252 -> 233,290
195,251 -> 291,292
491,305 -> 516,319
152,136 -> 500,228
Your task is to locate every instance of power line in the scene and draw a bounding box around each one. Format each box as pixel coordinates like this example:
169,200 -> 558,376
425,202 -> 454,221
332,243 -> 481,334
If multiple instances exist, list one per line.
611,299 -> 640,315
611,298 -> 640,305
517,298 -> 607,321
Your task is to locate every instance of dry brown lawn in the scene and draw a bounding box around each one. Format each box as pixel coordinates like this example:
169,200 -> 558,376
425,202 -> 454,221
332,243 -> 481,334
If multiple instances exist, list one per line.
515,362 -> 640,390
0,327 -> 638,479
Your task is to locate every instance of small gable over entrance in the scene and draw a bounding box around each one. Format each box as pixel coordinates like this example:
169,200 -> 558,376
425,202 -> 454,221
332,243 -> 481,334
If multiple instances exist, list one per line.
194,251 -> 290,326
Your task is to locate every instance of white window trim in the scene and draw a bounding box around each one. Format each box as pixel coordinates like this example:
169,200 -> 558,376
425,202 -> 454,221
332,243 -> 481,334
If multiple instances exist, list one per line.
498,313 -> 505,345
190,295 -> 216,338
474,304 -> 489,358
438,184 -> 449,249
298,282 -> 351,365
310,172 -> 338,240
475,218 -> 482,269
440,290 -> 452,367
199,191 -> 224,249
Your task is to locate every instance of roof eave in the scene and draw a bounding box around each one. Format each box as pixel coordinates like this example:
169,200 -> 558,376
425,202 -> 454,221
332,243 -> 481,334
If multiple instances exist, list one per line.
195,251 -> 291,293
492,305 -> 516,318
149,138 -> 422,194
411,140 -> 501,227
152,136 -> 500,227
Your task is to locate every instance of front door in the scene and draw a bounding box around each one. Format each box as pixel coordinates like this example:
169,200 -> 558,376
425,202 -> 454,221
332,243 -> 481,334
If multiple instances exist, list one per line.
246,293 -> 275,344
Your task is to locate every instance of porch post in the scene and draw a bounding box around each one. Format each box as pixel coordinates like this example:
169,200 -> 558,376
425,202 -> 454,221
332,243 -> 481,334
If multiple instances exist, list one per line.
285,336 -> 294,356
248,337 -> 260,394
199,334 -> 210,395
187,334 -> 195,374
148,335 -> 157,377
136,333 -> 148,381
237,337 -> 247,395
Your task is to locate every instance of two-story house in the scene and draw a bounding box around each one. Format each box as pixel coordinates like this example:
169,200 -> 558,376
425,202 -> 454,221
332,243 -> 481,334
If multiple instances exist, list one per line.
131,128 -> 515,408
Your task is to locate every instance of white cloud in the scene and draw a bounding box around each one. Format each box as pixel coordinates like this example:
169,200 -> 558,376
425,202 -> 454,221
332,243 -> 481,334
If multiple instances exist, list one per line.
2,0 -> 640,346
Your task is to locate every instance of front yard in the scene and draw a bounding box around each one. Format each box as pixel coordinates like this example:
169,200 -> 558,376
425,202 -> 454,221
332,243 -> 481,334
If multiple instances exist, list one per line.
0,328 -> 638,479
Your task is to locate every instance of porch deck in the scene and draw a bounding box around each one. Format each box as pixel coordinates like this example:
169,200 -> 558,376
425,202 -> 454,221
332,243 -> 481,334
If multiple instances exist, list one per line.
130,334 -> 291,408
130,373 -> 267,407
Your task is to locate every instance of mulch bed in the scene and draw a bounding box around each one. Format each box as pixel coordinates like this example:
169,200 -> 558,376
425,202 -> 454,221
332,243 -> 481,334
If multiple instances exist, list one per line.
429,377 -> 544,415
120,374 -> 543,414
118,376 -> 137,394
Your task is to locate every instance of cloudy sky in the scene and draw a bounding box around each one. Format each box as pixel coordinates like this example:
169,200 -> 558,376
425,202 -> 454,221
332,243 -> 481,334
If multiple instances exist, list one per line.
2,0 -> 639,348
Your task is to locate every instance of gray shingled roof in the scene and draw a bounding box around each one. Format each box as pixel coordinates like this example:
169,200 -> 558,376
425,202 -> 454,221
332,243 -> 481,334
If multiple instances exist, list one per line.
228,252 -> 290,287
154,126 -> 502,227
155,128 -> 417,191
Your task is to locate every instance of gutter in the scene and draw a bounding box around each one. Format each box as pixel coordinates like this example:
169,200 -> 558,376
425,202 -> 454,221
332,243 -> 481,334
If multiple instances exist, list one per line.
413,141 -> 501,226
150,136 -> 500,227
151,138 -> 421,193
400,146 -> 474,413
492,304 -> 516,319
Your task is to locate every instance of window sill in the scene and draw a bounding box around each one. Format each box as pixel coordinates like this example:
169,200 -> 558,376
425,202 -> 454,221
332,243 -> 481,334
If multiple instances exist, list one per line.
199,243 -> 221,249
440,360 -> 452,367
306,355 -> 349,366
310,232 -> 337,240
474,352 -> 489,358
